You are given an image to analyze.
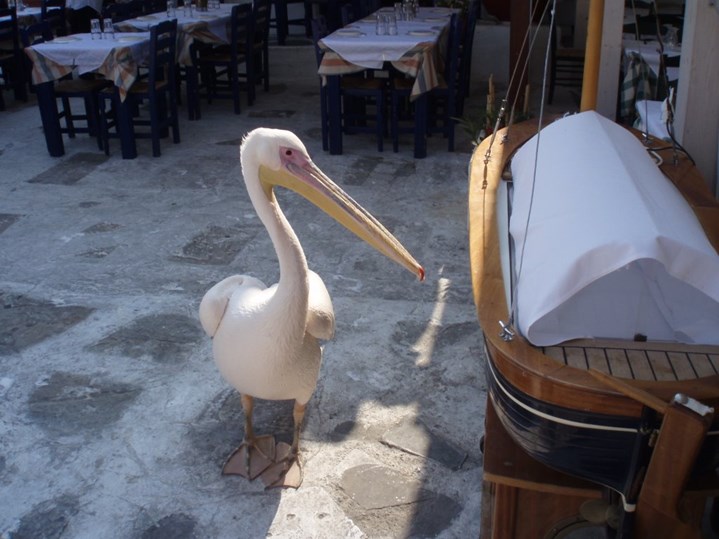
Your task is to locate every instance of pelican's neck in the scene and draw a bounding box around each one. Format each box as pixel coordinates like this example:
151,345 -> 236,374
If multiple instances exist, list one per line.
245,169 -> 309,301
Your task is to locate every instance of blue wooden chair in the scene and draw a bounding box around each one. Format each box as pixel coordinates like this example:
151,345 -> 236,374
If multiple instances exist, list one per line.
98,19 -> 180,157
0,7 -> 27,110
194,3 -> 253,115
312,15 -> 386,153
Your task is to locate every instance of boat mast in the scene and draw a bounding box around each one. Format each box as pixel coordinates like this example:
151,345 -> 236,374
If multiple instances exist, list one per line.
580,0 -> 604,111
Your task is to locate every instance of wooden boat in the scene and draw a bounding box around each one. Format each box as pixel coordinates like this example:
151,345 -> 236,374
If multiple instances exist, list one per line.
468,113 -> 719,537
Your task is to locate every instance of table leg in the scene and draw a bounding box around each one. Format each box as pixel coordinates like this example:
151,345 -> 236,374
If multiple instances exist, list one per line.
115,95 -> 138,160
35,82 -> 64,157
413,93 -> 427,159
327,75 -> 342,155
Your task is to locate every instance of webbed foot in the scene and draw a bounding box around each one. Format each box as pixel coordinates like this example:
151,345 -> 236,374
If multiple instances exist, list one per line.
223,435 -> 275,480
260,442 -> 303,489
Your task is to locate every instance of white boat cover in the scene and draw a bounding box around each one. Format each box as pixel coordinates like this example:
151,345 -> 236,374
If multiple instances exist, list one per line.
509,111 -> 719,346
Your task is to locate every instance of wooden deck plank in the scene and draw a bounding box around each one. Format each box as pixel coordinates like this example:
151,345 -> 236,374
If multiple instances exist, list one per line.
564,347 -> 587,370
689,353 -> 719,377
543,347 -> 565,363
586,347 -> 610,374
605,348 -> 634,379
647,350 -> 677,381
626,349 -> 654,380
710,354 -> 719,374
547,343 -> 719,382
668,352 -> 698,380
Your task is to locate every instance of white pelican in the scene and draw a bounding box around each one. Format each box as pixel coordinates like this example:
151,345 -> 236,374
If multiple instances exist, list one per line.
199,128 -> 423,488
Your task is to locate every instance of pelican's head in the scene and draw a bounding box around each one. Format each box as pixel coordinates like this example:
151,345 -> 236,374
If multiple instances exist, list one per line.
240,128 -> 424,281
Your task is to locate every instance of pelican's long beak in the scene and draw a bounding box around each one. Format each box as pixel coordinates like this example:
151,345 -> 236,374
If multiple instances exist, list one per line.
259,152 -> 424,281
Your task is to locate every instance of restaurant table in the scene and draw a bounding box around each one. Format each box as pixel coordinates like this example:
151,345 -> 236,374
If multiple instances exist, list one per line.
318,6 -> 454,158
116,4 -> 235,119
25,32 -> 151,158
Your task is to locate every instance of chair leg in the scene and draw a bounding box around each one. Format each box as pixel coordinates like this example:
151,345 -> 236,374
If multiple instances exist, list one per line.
246,55 -> 256,106
376,93 -> 383,152
231,64 -> 241,115
98,95 -> 111,156
262,48 -> 269,91
170,90 -> 180,144
320,86 -> 328,152
150,96 -> 162,157
391,92 -> 400,153
62,96 -> 76,138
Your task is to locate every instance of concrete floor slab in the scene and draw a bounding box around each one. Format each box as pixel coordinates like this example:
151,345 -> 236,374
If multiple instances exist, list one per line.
0,27 -> 601,538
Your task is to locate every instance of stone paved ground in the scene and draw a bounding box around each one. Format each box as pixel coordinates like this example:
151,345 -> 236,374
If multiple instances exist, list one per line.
0,41 -> 489,539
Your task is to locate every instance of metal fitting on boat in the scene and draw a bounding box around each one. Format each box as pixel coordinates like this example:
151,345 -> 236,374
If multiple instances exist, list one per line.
672,393 -> 714,417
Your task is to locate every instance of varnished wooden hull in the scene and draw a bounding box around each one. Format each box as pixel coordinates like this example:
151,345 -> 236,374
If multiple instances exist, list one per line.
469,118 -> 719,504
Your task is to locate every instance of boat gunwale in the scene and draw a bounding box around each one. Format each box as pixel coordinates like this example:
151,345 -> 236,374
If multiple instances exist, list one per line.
468,117 -> 719,417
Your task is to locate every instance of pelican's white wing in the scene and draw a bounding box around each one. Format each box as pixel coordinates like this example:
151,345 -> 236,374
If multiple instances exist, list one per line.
199,275 -> 267,337
306,270 -> 335,341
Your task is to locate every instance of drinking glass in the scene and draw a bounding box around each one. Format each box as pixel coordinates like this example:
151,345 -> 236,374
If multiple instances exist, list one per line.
376,14 -> 387,35
387,14 -> 397,35
90,18 -> 101,40
183,1 -> 192,16
166,0 -> 176,17
103,18 -> 114,39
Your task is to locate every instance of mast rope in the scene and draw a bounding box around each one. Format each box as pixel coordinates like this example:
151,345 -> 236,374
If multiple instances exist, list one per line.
498,0 -> 558,341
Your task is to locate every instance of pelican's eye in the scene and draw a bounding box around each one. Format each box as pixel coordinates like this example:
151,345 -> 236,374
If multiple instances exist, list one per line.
285,149 -> 292,156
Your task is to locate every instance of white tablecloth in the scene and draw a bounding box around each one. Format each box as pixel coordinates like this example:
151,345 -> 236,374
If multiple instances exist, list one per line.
122,4 -> 233,43
320,7 -> 453,69
28,32 -> 150,76
66,0 -> 104,13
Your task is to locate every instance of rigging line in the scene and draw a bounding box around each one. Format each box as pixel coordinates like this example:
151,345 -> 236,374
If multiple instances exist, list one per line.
508,0 -> 553,121
504,0 -> 558,332
504,0 -> 551,116
484,0 -> 552,166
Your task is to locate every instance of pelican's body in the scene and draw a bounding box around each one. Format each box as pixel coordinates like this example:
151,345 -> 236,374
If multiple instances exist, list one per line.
201,270 -> 333,405
199,128 -> 423,488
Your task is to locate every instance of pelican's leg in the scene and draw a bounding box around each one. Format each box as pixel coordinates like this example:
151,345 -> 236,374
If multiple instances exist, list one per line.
261,401 -> 305,489
223,394 -> 275,480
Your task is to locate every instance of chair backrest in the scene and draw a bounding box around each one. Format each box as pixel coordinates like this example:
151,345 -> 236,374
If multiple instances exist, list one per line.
229,3 -> 252,59
340,3 -> 354,26
147,19 -> 177,91
144,0 -> 166,14
18,21 -> 53,88
251,0 -> 270,47
458,0 -> 478,91
102,2 -> 132,22
41,0 -> 66,36
351,0 -> 378,20
310,15 -> 328,68
0,7 -> 20,54
443,13 -> 461,89
126,0 -> 145,18
20,20 -> 53,47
